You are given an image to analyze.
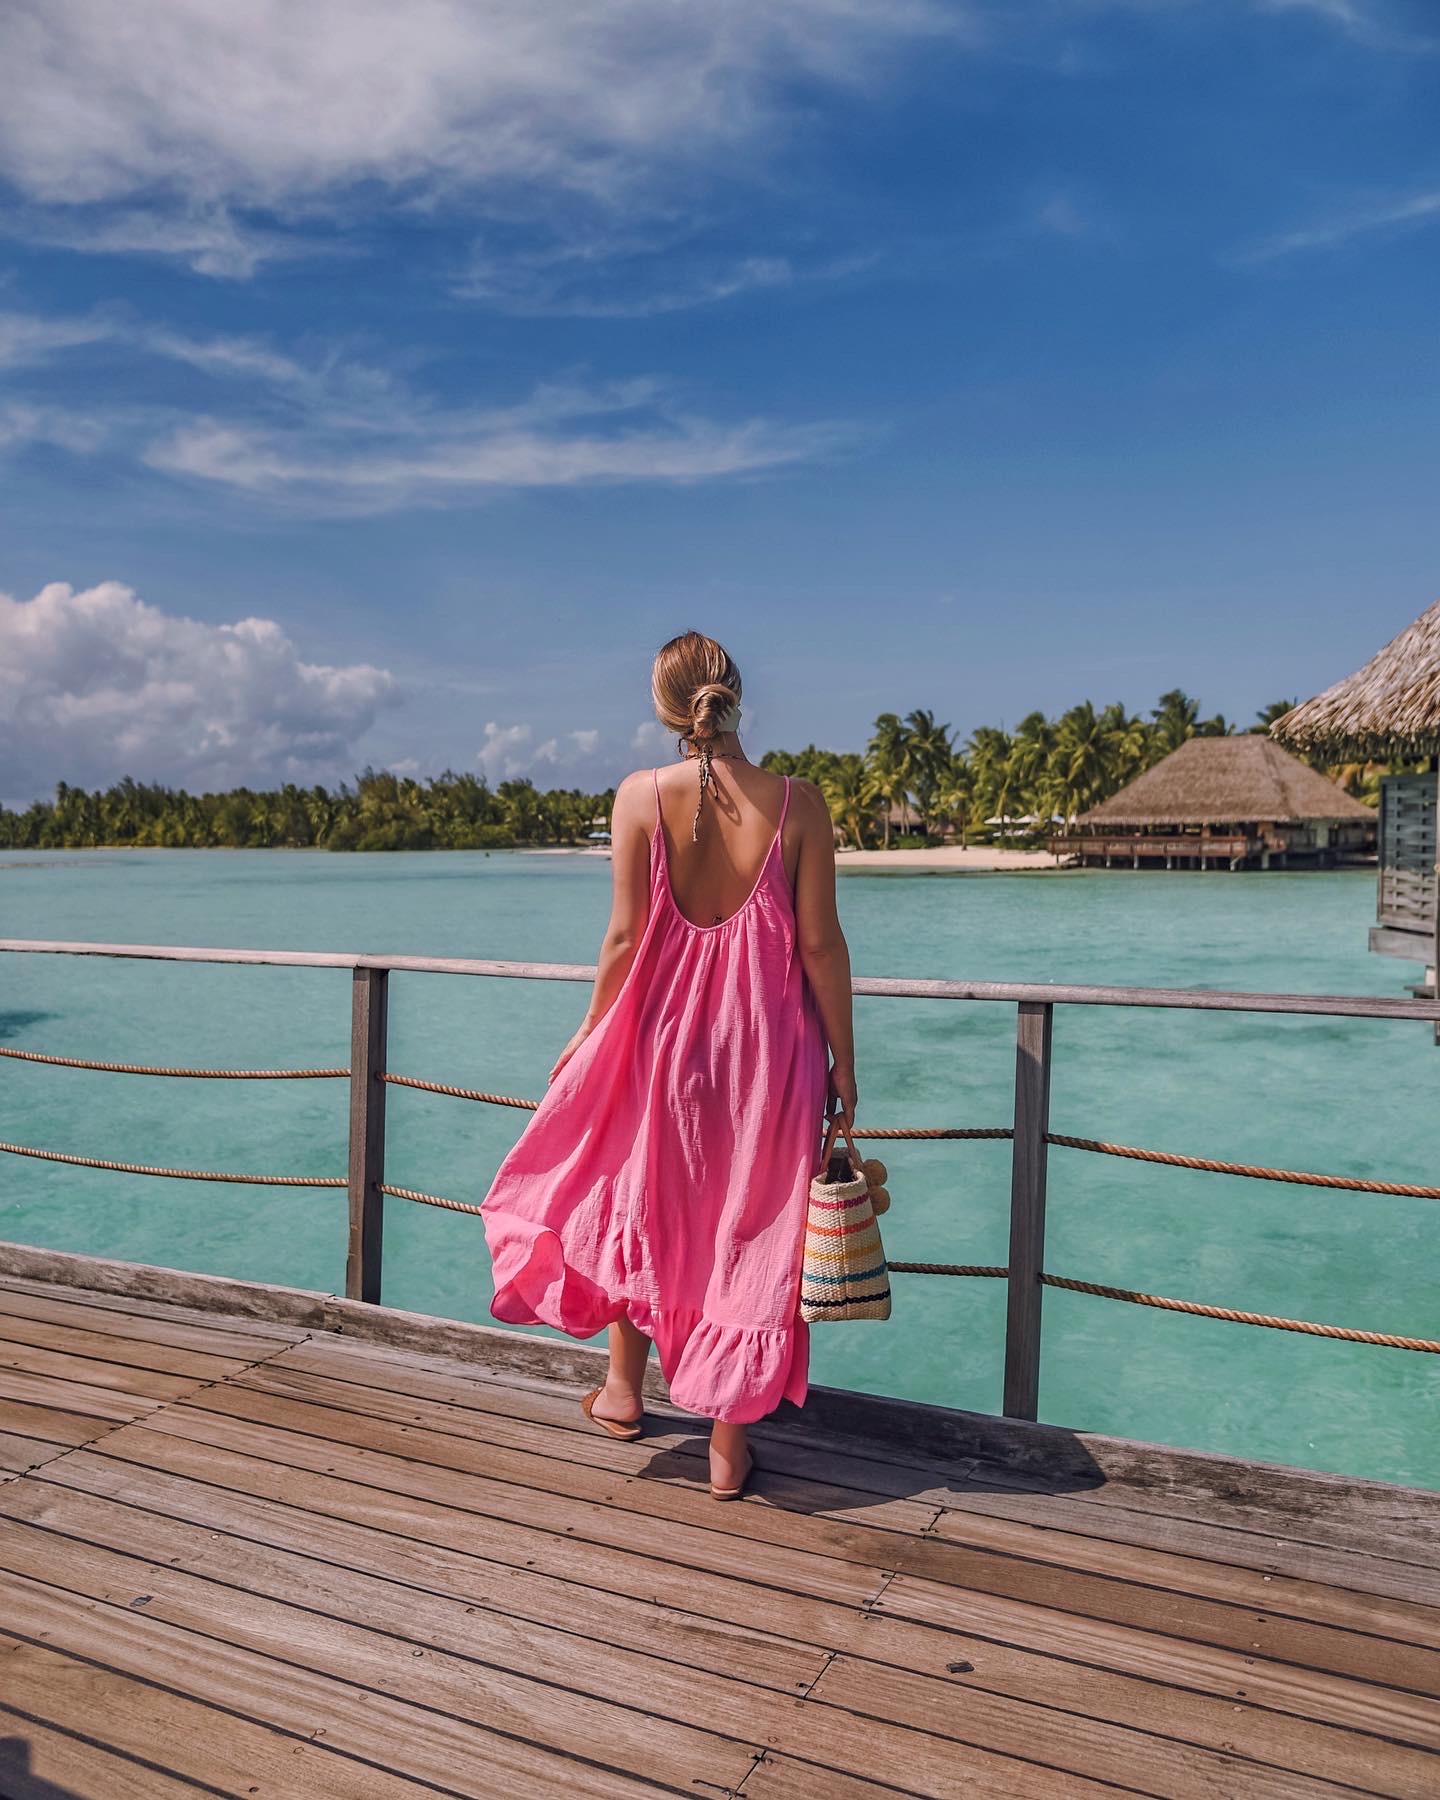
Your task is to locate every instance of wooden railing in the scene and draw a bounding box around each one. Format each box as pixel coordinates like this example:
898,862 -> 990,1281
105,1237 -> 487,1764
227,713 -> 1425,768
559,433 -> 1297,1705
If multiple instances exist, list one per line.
3,938 -> 1439,1423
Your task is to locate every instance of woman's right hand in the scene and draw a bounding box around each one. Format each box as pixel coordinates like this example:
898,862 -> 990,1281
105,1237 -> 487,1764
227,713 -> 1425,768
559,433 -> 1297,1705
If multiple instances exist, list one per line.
828,1061 -> 858,1129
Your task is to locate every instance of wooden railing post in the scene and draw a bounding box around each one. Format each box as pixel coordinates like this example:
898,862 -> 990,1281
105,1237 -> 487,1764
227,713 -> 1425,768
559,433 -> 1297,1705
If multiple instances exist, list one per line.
346,966 -> 388,1303
1004,1000 -> 1053,1420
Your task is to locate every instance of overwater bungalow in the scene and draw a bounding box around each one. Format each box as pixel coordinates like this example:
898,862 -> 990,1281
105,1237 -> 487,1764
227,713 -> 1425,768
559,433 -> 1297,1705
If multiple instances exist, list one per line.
1272,597 -> 1440,980
1050,734 -> 1376,869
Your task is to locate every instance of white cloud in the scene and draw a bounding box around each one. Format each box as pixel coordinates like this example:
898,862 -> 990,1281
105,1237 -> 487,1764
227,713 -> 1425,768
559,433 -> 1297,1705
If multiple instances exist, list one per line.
0,0 -> 953,272
0,401 -> 106,454
569,729 -> 600,754
1236,187 -> 1440,261
0,580 -> 398,800
457,233 -> 876,318
142,408 -> 843,512
1254,0 -> 1437,51
0,204 -> 340,279
632,720 -> 671,754
477,721 -> 534,781
0,311 -> 111,367
0,305 -> 848,512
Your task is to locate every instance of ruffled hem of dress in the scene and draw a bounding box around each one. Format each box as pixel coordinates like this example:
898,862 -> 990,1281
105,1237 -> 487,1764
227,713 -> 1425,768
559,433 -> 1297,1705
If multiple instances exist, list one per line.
484,1215 -> 808,1424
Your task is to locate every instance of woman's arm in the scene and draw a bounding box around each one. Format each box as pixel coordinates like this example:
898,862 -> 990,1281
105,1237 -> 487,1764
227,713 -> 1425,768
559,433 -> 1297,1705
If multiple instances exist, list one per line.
548,770 -> 652,1082
791,778 -> 859,1126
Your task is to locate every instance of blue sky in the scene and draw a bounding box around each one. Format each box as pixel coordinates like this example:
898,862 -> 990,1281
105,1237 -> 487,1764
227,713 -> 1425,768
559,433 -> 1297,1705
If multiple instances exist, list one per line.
0,0 -> 1437,803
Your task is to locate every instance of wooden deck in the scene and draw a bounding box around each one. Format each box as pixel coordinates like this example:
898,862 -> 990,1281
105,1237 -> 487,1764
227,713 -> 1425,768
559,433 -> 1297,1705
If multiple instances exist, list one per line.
0,1265 -> 1437,1797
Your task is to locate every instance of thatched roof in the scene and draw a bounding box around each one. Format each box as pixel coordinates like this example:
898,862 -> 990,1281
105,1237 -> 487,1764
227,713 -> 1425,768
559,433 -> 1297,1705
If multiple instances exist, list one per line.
1270,600 -> 1440,762
1076,736 -> 1374,828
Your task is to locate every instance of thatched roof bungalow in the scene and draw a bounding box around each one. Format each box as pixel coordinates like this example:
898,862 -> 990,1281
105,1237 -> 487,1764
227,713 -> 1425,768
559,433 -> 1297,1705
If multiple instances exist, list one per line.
1272,599 -> 1440,973
1050,736 -> 1375,869
1271,599 -> 1440,764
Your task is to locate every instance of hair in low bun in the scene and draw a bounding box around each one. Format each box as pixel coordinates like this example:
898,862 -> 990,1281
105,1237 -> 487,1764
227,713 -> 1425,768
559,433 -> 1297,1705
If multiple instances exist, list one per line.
688,680 -> 738,745
650,631 -> 743,839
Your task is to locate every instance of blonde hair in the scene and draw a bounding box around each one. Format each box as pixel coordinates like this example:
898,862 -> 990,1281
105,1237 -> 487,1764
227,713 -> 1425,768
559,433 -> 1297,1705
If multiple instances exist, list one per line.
650,631 -> 743,838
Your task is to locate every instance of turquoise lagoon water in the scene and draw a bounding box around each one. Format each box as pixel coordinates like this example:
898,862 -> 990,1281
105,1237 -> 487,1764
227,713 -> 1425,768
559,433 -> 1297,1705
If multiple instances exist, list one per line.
1,848 -> 1436,1489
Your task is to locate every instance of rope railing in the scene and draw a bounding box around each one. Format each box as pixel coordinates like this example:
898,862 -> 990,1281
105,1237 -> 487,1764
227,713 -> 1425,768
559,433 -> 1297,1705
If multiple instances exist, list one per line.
0,1138 -> 344,1188
0,1045 -> 348,1079
1045,1133 -> 1440,1201
5,963 -> 1436,1369
1037,1274 -> 1440,1354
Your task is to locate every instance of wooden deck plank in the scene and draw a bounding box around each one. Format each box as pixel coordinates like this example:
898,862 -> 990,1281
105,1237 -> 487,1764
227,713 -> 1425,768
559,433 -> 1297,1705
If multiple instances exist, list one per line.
0,1366 -> 169,1425
23,1450 -> 827,1697
253,1341 -> 1440,1626
0,1308 -> 257,1381
0,1394 -> 123,1449
802,1655 -> 1384,1800
0,1479 -> 1371,1800
0,1336 -> 220,1402
167,1380 -> 1440,1695
0,1280 -> 310,1356
279,1331 -> 1440,1602
5,1277 -> 1438,1799
0,1523 -> 1049,1800
737,1754 -> 924,1800
0,1476 -> 828,1703
237,1355 -> 942,1535
0,1700 -> 218,1800
0,1573 -> 704,1799
53,1425 -> 1440,1770
0,1426 -> 77,1476
0,1631 -> 457,1799
122,1403 -> 893,1607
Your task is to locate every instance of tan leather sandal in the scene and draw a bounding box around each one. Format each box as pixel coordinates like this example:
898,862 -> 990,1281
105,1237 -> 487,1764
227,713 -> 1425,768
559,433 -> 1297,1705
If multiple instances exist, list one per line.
580,1386 -> 643,1440
709,1447 -> 754,1501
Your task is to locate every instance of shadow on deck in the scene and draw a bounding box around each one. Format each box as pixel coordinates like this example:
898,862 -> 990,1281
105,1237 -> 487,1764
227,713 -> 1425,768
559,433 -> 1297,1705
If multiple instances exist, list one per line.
0,1252 -> 1437,1798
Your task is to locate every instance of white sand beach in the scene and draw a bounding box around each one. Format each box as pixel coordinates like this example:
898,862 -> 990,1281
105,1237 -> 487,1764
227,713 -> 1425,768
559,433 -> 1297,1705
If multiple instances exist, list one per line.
836,844 -> 1062,872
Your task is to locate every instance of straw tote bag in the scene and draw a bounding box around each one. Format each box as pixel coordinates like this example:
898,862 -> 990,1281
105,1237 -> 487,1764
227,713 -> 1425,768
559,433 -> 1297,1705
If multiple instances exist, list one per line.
799,1110 -> 892,1323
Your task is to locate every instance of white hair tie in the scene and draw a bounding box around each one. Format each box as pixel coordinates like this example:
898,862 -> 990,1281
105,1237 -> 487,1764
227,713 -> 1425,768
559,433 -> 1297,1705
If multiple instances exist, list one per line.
716,701 -> 741,732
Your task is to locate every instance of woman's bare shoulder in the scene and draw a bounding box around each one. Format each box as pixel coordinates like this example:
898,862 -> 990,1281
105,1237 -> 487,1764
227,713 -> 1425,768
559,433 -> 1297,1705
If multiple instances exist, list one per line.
787,775 -> 831,823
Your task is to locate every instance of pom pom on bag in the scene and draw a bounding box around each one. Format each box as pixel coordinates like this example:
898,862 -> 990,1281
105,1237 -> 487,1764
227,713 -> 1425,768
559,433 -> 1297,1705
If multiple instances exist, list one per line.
800,1110 -> 892,1323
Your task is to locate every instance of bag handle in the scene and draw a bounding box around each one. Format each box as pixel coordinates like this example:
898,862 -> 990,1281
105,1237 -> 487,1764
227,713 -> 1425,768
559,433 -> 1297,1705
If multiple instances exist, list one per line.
817,1104 -> 863,1179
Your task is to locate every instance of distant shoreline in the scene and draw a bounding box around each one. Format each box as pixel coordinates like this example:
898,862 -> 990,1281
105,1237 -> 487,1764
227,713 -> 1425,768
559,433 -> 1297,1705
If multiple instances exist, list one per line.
524,843 -> 1064,872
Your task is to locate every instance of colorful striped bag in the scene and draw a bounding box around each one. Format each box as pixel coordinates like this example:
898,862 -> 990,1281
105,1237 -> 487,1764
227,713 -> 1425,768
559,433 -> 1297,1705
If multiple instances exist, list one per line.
799,1110 -> 892,1323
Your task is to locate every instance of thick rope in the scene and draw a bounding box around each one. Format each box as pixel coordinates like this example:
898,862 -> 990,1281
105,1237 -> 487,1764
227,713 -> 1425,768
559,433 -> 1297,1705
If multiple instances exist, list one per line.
889,1261 -> 1007,1278
380,1182 -> 487,1216
1047,1133 -> 1440,1201
0,1139 -> 344,1187
1039,1273 -> 1440,1353
0,1046 -> 347,1079
853,1126 -> 1013,1141
380,1074 -> 539,1110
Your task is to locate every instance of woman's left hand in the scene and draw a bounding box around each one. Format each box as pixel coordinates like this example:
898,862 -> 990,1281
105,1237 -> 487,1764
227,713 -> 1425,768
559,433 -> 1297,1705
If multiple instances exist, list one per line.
548,1022 -> 594,1084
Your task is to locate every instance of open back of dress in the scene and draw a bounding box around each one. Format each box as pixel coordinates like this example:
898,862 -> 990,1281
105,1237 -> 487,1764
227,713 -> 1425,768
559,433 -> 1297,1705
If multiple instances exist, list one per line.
479,767 -> 830,1423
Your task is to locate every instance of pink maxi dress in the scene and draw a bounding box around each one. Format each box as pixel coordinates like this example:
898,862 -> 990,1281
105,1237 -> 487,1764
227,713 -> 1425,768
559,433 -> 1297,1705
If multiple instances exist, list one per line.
479,769 -> 830,1422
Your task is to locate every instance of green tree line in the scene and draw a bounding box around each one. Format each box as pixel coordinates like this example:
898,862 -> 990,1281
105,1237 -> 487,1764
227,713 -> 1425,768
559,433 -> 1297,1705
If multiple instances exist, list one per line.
1,690 -> 1379,853
761,690 -> 1381,848
0,769 -> 610,851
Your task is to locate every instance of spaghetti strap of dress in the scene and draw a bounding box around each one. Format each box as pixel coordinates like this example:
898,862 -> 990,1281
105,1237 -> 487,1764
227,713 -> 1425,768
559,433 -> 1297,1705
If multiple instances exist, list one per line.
479,760 -> 827,1424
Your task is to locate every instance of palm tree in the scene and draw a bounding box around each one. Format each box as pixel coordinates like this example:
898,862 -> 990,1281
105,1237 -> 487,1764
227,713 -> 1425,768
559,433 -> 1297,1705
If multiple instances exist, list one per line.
1006,713 -> 1056,820
903,709 -> 955,838
965,726 -> 1015,836
818,756 -> 877,850
1151,689 -> 1201,756
933,756 -> 973,847
1052,701 -> 1113,825
1251,699 -> 1300,733
866,713 -> 911,848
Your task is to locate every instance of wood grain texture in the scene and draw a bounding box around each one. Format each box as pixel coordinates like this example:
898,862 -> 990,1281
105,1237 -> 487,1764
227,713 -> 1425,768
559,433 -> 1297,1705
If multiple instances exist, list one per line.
1,1273 -> 1436,1798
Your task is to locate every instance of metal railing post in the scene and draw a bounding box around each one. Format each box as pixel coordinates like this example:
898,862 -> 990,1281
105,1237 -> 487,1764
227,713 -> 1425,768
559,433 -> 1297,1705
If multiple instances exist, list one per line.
346,966 -> 388,1302
1003,1000 -> 1053,1420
